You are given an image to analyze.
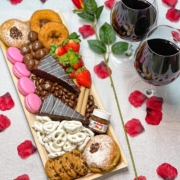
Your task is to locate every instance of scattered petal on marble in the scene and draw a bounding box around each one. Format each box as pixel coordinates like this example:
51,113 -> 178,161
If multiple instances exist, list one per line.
156,163 -> 178,180
125,118 -> 144,137
133,175 -> 147,180
94,61 -> 112,79
162,0 -> 178,7
145,108 -> 162,125
0,114 -> 11,132
9,0 -> 23,5
146,96 -> 163,111
0,92 -> 15,111
17,140 -> 37,159
104,0 -> 115,9
78,25 -> 95,39
14,174 -> 30,180
166,8 -> 180,22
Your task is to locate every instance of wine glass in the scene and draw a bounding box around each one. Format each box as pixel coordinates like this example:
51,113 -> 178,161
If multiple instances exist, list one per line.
110,0 -> 158,71
133,25 -> 180,102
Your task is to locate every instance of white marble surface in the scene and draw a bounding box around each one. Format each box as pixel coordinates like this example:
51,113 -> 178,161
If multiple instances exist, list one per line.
0,0 -> 180,180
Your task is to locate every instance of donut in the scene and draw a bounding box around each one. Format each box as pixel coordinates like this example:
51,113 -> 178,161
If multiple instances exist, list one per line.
83,135 -> 121,173
29,9 -> 62,33
0,19 -> 30,48
38,22 -> 69,49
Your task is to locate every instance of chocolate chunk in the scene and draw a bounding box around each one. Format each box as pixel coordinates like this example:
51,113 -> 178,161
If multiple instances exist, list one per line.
38,94 -> 89,125
20,45 -> 31,55
28,31 -> 38,42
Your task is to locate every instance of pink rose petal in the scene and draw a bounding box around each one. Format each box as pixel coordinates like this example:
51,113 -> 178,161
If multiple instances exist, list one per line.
134,176 -> 147,180
104,0 -> 115,9
162,0 -> 178,7
128,90 -> 147,108
9,0 -> 23,4
125,118 -> 144,137
94,61 -> 112,79
14,174 -> 30,180
78,25 -> 95,39
156,163 -> 178,180
0,114 -> 11,132
146,96 -> 163,111
17,140 -> 37,159
145,108 -> 162,125
166,8 -> 180,22
0,92 -> 15,111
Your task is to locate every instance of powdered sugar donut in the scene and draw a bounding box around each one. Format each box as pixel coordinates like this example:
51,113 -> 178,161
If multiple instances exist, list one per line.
0,19 -> 30,48
83,135 -> 121,173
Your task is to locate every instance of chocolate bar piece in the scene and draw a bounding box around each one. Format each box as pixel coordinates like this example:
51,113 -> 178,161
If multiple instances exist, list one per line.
33,54 -> 80,95
38,94 -> 89,125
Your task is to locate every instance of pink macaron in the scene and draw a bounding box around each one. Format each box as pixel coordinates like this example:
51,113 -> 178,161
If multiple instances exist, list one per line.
24,93 -> 42,114
17,77 -> 35,96
6,47 -> 23,64
12,62 -> 31,78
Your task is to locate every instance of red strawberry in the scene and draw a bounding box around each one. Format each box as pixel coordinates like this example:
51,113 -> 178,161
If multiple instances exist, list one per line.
71,58 -> 84,70
75,66 -> 92,88
63,32 -> 81,52
0,114 -> 11,132
128,90 -> 147,108
145,108 -> 162,125
14,174 -> 30,180
50,45 -> 66,57
0,92 -> 15,111
69,71 -> 76,79
125,118 -> 144,137
73,78 -> 81,88
146,96 -> 163,111
17,140 -> 37,159
156,163 -> 178,180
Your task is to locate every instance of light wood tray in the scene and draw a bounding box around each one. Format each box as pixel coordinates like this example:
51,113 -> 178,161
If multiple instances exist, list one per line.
0,10 -> 128,180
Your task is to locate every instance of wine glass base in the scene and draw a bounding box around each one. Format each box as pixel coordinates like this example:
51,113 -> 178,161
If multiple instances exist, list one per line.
132,80 -> 166,111
111,54 -> 135,72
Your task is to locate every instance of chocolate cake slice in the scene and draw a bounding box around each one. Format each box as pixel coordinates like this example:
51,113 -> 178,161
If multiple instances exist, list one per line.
38,94 -> 89,125
33,54 -> 80,94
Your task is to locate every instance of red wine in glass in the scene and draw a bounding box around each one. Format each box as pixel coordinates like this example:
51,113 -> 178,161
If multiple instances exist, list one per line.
111,0 -> 158,41
135,38 -> 180,86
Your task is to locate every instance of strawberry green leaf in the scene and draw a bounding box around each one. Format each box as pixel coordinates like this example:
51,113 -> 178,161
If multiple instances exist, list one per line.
84,0 -> 97,14
111,42 -> 129,54
99,22 -> 116,45
68,32 -> 80,39
77,11 -> 95,21
95,5 -> 104,20
88,40 -> 107,54
58,53 -> 69,66
66,67 -> 74,73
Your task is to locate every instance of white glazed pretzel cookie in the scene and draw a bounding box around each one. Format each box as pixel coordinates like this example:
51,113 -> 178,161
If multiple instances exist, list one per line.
51,129 -> 67,147
48,151 -> 65,159
81,127 -> 94,138
32,121 -> 44,133
43,121 -> 60,134
63,141 -> 77,152
36,131 -> 45,146
78,136 -> 91,152
63,120 -> 82,134
67,132 -> 87,143
35,116 -> 52,124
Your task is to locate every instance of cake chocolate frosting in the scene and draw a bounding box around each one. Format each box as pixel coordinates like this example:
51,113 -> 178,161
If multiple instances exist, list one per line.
33,54 -> 80,94
38,94 -> 89,125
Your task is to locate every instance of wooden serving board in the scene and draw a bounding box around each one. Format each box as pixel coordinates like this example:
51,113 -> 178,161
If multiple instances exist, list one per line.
0,11 -> 128,180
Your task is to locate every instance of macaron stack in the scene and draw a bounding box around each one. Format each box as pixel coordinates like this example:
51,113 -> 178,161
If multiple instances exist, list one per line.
6,46 -> 42,114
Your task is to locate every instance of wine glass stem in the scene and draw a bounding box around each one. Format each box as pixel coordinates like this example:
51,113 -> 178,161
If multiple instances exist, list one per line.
146,84 -> 155,96
125,42 -> 133,56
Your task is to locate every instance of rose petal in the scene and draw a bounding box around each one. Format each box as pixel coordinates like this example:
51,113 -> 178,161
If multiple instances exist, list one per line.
146,96 -> 163,111
166,8 -> 180,22
17,140 -> 37,159
40,0 -> 47,3
104,0 -> 115,9
125,118 -> 144,137
162,0 -> 178,7
145,108 -> 162,125
72,0 -> 84,9
94,61 -> 112,79
14,174 -> 30,180
134,176 -> 147,180
128,90 -> 147,108
156,163 -> 178,180
171,31 -> 180,41
0,114 -> 11,132
0,92 -> 15,111
78,25 -> 95,39
9,0 -> 23,4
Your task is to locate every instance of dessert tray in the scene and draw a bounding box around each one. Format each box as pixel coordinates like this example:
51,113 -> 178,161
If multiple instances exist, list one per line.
0,11 -> 128,180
